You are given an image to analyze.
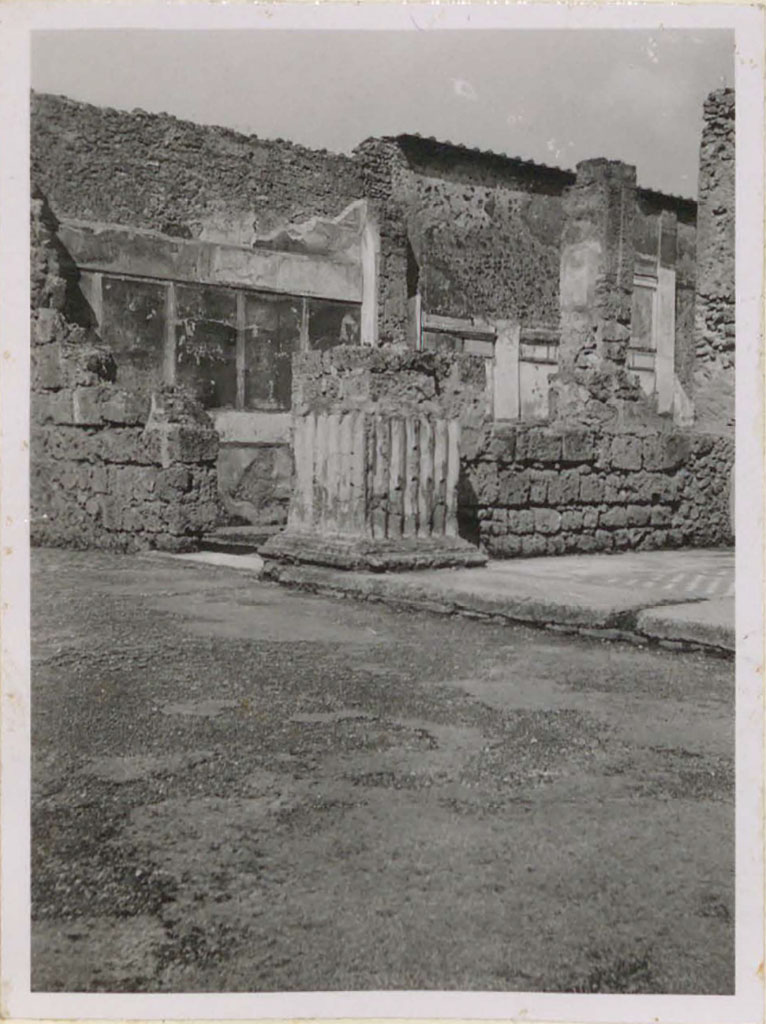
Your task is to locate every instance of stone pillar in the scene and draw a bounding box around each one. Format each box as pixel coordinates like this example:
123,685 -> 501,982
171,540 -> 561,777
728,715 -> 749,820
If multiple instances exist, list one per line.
261,347 -> 488,571
354,139 -> 411,346
550,158 -> 655,429
558,159 -> 637,374
656,210 -> 678,415
693,88 -> 735,434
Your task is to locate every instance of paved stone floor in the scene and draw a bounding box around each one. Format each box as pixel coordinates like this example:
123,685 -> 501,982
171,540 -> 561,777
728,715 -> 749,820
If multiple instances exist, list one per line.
487,550 -> 735,600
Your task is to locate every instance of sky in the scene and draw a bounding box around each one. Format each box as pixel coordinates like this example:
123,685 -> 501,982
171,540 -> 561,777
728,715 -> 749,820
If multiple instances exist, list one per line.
31,28 -> 733,197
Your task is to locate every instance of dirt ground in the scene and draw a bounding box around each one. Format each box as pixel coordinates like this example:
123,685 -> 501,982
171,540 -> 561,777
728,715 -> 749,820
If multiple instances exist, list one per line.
31,548 -> 734,993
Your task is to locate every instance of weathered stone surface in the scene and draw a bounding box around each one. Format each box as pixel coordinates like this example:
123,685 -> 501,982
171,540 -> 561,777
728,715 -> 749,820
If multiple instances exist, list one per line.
516,428 -> 563,465
610,435 -> 643,471
30,197 -> 221,553
465,422 -> 732,559
560,429 -> 596,464
32,92 -> 363,245
261,533 -> 486,573
693,88 -> 735,435
579,474 -> 606,504
534,508 -> 562,535
546,469 -> 581,506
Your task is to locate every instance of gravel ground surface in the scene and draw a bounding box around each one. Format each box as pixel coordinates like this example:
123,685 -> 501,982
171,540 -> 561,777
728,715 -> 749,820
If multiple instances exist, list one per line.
31,548 -> 734,994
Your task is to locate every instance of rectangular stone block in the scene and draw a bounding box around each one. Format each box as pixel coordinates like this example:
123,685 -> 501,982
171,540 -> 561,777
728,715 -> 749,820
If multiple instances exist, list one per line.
521,534 -> 548,556
604,477 -> 628,504
488,535 -> 523,557
517,428 -> 563,465
599,506 -> 627,529
534,508 -> 562,535
96,427 -> 155,465
32,390 -> 74,426
642,433 -> 690,472
561,509 -> 584,531
650,505 -> 672,526
481,425 -> 517,463
497,470 -> 531,508
31,343 -> 64,390
583,508 -> 599,530
610,435 -> 643,471
509,509 -> 534,535
161,424 -> 220,464
156,465 -> 192,500
99,494 -> 124,532
626,504 -> 651,527
546,535 -> 566,555
579,474 -> 605,503
72,386 -> 112,426
90,465 -> 109,494
100,390 -> 148,426
561,430 -> 596,464
574,531 -> 599,553
32,308 -> 62,345
546,469 -> 581,506
595,528 -> 614,550
529,472 -> 548,506
613,528 -> 637,549
469,463 -> 499,506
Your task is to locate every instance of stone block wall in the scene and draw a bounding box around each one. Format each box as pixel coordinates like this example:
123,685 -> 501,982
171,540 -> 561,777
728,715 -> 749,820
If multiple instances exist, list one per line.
31,192 -> 220,552
693,88 -> 735,433
460,424 -> 733,556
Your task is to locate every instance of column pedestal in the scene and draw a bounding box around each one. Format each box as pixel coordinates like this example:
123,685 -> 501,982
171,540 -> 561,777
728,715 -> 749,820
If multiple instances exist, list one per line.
261,347 -> 488,572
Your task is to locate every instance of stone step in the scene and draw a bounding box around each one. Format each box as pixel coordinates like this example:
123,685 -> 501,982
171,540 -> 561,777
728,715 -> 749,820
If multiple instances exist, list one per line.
201,524 -> 283,555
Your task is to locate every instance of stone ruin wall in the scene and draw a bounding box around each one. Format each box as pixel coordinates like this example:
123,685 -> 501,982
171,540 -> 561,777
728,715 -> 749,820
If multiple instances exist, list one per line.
354,136 -> 570,343
29,92 -> 734,558
461,424 -> 733,557
398,140 -> 569,330
693,88 -> 735,433
31,192 -> 220,552
31,92 -> 364,244
30,93 -> 370,539
287,346 -> 733,559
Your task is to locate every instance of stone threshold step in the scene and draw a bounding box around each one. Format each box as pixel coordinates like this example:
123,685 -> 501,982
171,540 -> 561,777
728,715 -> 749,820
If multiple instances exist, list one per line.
201,524 -> 283,555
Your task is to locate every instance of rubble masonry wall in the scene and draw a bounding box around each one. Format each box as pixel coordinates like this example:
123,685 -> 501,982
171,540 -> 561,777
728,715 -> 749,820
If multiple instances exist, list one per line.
461,424 -> 733,556
31,193 -> 220,552
31,92 -> 364,244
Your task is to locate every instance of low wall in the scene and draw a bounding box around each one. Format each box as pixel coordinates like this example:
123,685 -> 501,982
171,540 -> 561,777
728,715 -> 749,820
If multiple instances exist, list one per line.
461,424 -> 733,557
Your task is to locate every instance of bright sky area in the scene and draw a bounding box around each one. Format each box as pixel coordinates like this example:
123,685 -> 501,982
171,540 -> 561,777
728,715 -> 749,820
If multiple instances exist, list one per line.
31,28 -> 733,198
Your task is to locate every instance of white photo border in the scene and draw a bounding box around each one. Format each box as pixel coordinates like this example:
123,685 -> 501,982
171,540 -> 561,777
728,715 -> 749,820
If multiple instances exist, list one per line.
1,3 -> 763,1022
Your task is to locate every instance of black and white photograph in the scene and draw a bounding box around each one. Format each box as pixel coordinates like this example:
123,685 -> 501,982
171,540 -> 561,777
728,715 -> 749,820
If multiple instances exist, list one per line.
0,2 -> 763,1022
